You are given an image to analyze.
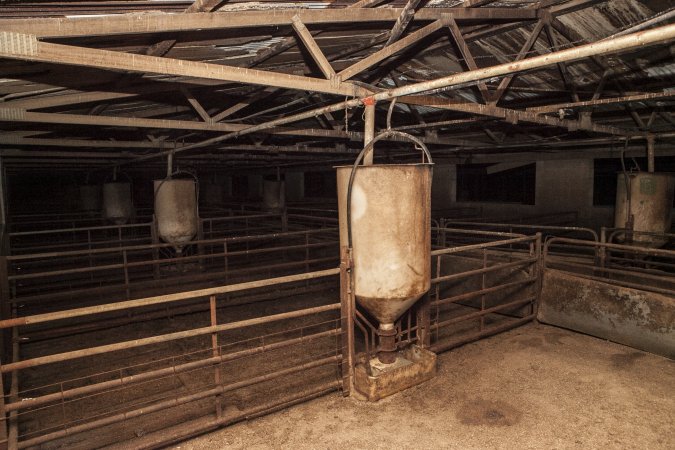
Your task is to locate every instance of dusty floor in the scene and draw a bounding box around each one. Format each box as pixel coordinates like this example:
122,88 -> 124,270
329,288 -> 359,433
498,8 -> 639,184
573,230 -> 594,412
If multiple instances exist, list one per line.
173,323 -> 674,450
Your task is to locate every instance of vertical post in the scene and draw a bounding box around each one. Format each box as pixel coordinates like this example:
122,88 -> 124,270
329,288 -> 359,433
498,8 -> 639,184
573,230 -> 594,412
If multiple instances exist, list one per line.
151,215 -> 160,279
209,295 -> 222,419
0,158 -> 7,228
122,250 -> 130,300
480,248 -> 487,331
197,218 -> 205,271
339,246 -> 354,396
223,242 -> 229,282
433,254 -> 442,344
647,134 -> 655,173
0,258 -> 10,364
362,98 -> 376,165
281,209 -> 288,233
533,233 -> 543,319
416,292 -> 431,349
0,359 -> 7,450
599,227 -> 607,269
305,232 -> 310,273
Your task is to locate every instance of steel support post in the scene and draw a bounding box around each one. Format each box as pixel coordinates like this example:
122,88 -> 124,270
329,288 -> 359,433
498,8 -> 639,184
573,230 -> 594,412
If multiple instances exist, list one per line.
339,246 -> 355,396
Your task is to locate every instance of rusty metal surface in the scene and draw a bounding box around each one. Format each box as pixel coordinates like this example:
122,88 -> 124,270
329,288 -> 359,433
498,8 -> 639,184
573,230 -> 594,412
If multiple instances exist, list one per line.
353,344 -> 436,402
614,172 -> 675,248
153,178 -> 198,246
538,269 -> 675,359
336,164 -> 432,326
102,182 -> 134,225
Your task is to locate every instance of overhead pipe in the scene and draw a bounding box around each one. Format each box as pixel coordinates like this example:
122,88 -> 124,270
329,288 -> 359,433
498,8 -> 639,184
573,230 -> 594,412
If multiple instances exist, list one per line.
120,23 -> 675,166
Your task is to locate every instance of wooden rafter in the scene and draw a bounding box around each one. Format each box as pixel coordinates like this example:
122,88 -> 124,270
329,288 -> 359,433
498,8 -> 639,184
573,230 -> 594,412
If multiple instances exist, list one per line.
446,17 -> 491,104
291,16 -> 336,80
490,19 -> 546,105
0,9 -> 537,38
338,19 -> 446,82
0,33 -> 368,97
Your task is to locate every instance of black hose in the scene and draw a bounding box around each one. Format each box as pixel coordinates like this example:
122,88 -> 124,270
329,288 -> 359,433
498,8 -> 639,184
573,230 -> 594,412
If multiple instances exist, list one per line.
345,130 -> 433,249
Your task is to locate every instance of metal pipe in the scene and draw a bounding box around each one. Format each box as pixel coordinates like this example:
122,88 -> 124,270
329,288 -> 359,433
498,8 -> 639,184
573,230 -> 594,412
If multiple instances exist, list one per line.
363,100 -> 376,165
8,241 -> 337,281
430,315 -> 534,354
438,221 -> 599,241
431,296 -> 536,330
22,282 -> 335,342
0,268 -> 340,329
647,134 -> 655,172
431,257 -> 537,284
1,303 -> 340,372
432,277 -> 537,308
103,381 -> 341,450
431,235 -> 536,256
4,328 -> 339,413
12,256 -> 339,306
16,356 -> 340,449
7,227 -> 337,261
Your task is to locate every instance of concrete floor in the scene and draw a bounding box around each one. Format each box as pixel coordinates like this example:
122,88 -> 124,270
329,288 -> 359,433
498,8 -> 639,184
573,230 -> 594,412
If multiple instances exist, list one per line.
173,323 -> 674,450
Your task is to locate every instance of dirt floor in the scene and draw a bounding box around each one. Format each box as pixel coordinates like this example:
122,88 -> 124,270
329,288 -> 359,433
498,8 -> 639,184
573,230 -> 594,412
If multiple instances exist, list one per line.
173,322 -> 674,450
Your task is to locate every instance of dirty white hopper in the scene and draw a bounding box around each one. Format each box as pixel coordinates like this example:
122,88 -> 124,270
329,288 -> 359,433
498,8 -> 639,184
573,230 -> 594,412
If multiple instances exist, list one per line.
102,182 -> 133,225
154,178 -> 199,249
262,180 -> 285,212
337,163 -> 432,331
615,172 -> 675,247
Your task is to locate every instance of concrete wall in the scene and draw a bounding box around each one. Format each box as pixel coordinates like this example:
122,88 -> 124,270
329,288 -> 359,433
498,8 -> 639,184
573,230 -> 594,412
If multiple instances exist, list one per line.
539,269 -> 675,359
247,174 -> 263,199
285,172 -> 304,202
432,159 -> 617,230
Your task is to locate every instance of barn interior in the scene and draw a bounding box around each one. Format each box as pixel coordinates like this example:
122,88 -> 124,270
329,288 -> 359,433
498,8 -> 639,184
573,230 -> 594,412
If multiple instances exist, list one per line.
0,0 -> 674,448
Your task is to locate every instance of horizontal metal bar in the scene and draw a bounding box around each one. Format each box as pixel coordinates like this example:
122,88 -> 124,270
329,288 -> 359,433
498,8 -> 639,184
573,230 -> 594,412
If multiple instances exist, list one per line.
431,257 -> 537,284
431,235 -> 536,256
432,277 -> 537,308
0,268 -> 340,329
10,256 -> 338,305
433,226 -> 527,239
431,296 -> 535,330
7,228 -> 337,261
108,380 -> 341,449
16,355 -> 340,448
9,222 -> 151,237
5,328 -> 339,413
441,221 -> 598,241
9,241 -> 337,282
545,237 -> 675,258
2,302 -> 340,372
430,315 -> 534,354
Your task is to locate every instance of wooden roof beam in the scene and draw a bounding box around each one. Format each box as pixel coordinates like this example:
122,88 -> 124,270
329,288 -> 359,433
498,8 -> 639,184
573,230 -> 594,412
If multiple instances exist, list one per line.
291,15 -> 336,80
0,32 -> 368,97
0,9 -> 539,39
